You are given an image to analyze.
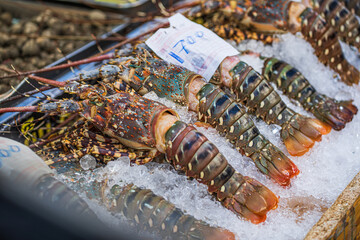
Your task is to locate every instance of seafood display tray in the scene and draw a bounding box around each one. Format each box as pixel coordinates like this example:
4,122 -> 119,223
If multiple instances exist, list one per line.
0,20 -> 359,239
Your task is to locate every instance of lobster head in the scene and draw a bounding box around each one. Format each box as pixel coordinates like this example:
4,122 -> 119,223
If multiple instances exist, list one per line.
116,57 -> 200,106
81,92 -> 178,154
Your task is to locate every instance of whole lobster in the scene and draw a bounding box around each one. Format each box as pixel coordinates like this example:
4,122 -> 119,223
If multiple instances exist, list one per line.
45,50 -> 300,187
0,75 -> 278,224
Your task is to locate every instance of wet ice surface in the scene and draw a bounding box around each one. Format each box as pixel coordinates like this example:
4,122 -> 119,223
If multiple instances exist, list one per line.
57,33 -> 360,240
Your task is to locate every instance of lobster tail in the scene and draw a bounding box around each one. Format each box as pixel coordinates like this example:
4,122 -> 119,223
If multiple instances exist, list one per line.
308,0 -> 360,51
281,114 -> 331,156
263,58 -> 358,130
196,83 -> 299,186
300,7 -> 360,85
34,174 -> 97,218
164,121 -> 278,224
339,0 -> 360,16
111,185 -> 235,240
224,60 -> 331,156
0,137 -> 97,219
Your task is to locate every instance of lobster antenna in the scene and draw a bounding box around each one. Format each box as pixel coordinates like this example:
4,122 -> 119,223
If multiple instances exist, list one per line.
92,33 -> 104,53
0,123 -> 13,134
56,47 -> 77,75
23,77 -> 56,101
0,86 -> 54,105
0,53 -> 115,80
27,75 -> 67,88
10,85 -> 47,101
0,106 -> 38,114
11,64 -> 54,101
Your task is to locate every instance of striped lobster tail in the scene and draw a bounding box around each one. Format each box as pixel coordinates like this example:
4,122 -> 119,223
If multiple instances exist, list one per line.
164,121 -> 278,224
226,61 -> 331,156
110,185 -> 235,240
309,0 -> 360,51
196,83 -> 299,186
33,174 -> 97,219
229,61 -> 296,126
300,7 -> 360,85
340,0 -> 360,16
263,57 -> 358,130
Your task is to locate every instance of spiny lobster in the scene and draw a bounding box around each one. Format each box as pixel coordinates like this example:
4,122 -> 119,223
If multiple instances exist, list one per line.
108,47 -> 329,158
262,57 -> 358,131
44,48 -> 299,187
185,0 -> 360,85
115,55 -> 302,186
0,75 -> 278,224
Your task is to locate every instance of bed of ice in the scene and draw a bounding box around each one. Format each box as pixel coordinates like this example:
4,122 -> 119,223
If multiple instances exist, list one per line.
57,33 -> 360,240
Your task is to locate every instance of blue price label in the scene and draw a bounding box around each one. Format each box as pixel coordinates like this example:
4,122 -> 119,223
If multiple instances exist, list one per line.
0,144 -> 21,168
169,31 -> 205,64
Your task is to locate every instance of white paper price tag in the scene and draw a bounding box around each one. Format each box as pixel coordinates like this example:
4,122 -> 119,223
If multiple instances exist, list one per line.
145,13 -> 239,81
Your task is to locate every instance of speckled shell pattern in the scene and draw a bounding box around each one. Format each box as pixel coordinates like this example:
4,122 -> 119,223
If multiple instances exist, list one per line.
38,99 -> 82,114
263,58 -> 358,130
239,0 -> 292,31
131,59 -> 198,106
111,184 -> 228,240
84,92 -> 176,150
309,0 -> 360,50
300,7 -> 360,85
226,61 -> 296,127
189,0 -> 291,32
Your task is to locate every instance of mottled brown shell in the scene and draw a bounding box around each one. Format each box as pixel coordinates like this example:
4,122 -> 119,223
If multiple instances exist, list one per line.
83,92 -> 178,150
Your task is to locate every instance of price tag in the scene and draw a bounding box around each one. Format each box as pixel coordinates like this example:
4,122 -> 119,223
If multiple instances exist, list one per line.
145,13 -> 239,81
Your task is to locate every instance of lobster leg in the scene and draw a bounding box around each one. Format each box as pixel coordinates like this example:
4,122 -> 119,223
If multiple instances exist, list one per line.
215,56 -> 331,156
115,57 -> 299,186
263,57 -> 358,130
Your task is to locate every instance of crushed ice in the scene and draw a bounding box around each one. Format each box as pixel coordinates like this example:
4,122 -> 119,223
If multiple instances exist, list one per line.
56,33 -> 360,239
